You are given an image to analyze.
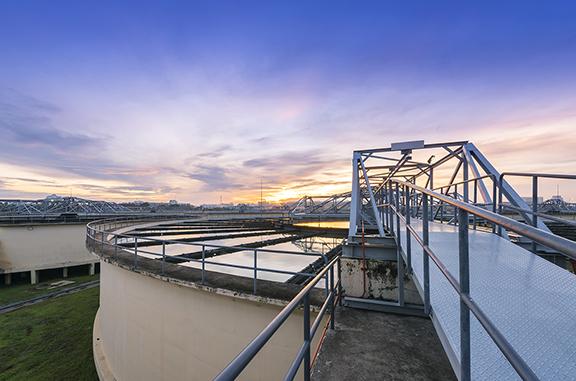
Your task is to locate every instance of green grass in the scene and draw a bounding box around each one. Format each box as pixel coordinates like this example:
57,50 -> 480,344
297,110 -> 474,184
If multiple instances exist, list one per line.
0,286 -> 100,381
0,274 -> 99,306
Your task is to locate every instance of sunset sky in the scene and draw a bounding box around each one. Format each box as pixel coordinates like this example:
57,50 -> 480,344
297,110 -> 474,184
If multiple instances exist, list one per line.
1,1 -> 576,203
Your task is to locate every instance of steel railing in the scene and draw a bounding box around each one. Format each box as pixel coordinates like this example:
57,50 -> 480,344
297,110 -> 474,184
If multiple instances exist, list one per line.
382,179 -> 576,381
431,174 -> 498,231
498,172 -> 576,253
86,217 -> 337,295
214,255 -> 341,381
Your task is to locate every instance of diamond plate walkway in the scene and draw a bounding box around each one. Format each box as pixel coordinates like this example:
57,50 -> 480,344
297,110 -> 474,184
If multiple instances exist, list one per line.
399,220 -> 576,380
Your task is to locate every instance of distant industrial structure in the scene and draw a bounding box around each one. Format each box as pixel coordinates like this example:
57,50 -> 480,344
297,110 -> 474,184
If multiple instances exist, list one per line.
0,195 -> 217,223
0,196 -> 284,286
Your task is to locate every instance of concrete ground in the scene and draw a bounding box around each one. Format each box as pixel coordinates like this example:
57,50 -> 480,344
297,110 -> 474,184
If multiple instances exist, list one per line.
312,306 -> 456,381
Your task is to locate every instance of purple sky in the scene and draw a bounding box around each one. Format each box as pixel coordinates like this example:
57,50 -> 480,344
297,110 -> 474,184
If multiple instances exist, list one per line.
1,1 -> 575,203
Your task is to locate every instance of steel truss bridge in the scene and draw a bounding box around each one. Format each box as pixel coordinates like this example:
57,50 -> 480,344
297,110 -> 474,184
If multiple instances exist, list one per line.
216,140 -> 576,381
0,196 -> 133,216
0,196 -> 200,222
287,193 -> 351,218
346,140 -> 576,380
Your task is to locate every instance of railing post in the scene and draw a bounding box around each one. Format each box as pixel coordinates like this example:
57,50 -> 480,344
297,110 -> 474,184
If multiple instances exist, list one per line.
458,208 -> 471,381
422,194 -> 430,315
389,182 -> 394,234
380,186 -> 388,230
440,198 -> 444,224
114,235 -> 118,256
492,177 -> 497,233
303,293 -> 311,381
382,184 -> 392,233
405,185 -> 412,274
253,249 -> 258,295
378,188 -> 384,231
337,258 -> 343,306
161,241 -> 166,275
498,177 -> 504,236
395,183 -> 404,306
462,154 -> 469,203
202,245 -> 206,285
429,167 -> 434,221
473,179 -> 478,230
330,265 -> 335,330
134,237 -> 138,270
532,176 -> 538,253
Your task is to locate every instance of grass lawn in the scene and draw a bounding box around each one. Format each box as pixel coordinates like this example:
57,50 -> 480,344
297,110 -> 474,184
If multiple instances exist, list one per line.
0,286 -> 99,381
0,274 -> 99,306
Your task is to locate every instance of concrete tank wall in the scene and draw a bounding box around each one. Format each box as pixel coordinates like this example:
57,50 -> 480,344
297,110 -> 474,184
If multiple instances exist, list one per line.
0,223 -> 97,273
95,261 -> 324,381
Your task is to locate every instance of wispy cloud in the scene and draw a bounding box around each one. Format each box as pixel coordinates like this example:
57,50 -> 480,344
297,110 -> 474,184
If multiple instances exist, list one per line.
185,165 -> 244,191
75,183 -> 177,196
0,89 -> 106,174
243,151 -> 346,179
0,89 -> 188,200
1,176 -> 56,184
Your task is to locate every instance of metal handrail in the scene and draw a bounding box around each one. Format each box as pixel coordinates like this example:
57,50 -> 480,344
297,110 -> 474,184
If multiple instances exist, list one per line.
385,179 -> 576,381
86,217 -> 335,295
88,222 -> 328,257
498,172 -> 576,253
105,241 -> 318,278
432,174 -> 495,194
390,201 -> 538,380
214,255 -> 340,381
396,180 -> 576,260
500,172 -> 576,181
501,204 -> 576,228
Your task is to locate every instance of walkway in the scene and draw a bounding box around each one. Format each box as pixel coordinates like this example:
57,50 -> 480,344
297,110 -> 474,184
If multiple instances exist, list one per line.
399,219 -> 576,380
312,306 -> 455,381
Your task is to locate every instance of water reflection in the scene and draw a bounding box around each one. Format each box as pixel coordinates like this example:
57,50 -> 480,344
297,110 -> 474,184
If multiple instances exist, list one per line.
145,230 -> 275,240
290,236 -> 342,253
137,233 -> 291,257
181,250 -> 318,282
294,221 -> 349,229
123,227 -> 342,284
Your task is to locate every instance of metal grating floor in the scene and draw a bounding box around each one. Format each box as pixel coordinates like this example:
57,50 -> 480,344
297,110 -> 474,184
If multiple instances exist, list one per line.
398,219 -> 576,380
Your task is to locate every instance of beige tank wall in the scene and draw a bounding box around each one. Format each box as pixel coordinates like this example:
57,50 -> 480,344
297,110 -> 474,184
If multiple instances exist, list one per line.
96,261 -> 325,381
0,224 -> 97,273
